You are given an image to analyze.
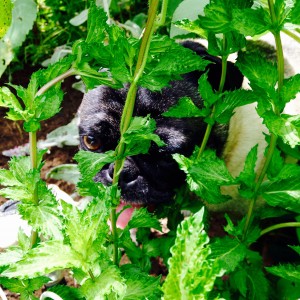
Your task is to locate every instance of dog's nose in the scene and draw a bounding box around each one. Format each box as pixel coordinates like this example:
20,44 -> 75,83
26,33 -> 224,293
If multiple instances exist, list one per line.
119,159 -> 140,186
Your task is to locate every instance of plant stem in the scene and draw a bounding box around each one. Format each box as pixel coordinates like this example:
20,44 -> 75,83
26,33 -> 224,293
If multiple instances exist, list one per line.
243,0 -> 285,238
110,0 -> 160,265
88,269 -> 96,281
197,38 -> 228,160
156,0 -> 169,28
282,29 -> 300,44
260,222 -> 300,237
35,68 -> 75,97
29,68 -> 75,247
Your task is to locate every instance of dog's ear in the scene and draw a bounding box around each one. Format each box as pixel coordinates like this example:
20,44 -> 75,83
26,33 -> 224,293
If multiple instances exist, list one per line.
181,40 -> 244,91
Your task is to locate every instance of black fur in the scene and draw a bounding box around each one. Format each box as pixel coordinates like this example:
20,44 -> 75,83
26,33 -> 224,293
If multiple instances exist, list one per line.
78,41 -> 243,205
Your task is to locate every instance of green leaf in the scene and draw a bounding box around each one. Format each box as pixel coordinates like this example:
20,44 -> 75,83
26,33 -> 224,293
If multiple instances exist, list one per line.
173,149 -> 235,204
162,97 -> 208,118
236,51 -> 278,91
173,19 -> 208,38
18,182 -> 64,240
214,90 -> 257,124
0,246 -> 24,267
290,0 -> 300,24
80,266 -> 126,300
209,236 -> 248,272
198,72 -> 219,108
127,207 -> 161,231
280,74 -> 300,106
2,241 -> 82,279
74,150 -> 116,181
237,145 -> 258,198
290,245 -> 300,255
266,264 -> 300,283
140,35 -> 210,91
232,7 -> 270,36
0,277 -> 50,300
122,116 -> 165,156
262,112 -> 300,148
276,278 -> 300,300
48,285 -> 85,300
63,198 -> 110,268
162,208 -> 224,299
261,177 -> 300,213
121,265 -> 162,300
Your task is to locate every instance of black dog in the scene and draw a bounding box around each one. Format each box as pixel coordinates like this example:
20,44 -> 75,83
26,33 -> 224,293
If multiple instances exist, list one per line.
78,40 -> 246,207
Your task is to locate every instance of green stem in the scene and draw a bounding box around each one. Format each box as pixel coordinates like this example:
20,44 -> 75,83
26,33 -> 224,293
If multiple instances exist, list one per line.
260,222 -> 300,237
110,0 -> 160,265
88,269 -> 96,281
282,29 -> 300,44
156,0 -> 169,28
29,68 -> 75,247
243,0 -> 285,238
196,40 -> 228,160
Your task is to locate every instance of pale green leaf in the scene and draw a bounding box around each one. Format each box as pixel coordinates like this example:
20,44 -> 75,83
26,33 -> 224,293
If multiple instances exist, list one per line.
162,208 -> 224,300
2,241 -> 82,279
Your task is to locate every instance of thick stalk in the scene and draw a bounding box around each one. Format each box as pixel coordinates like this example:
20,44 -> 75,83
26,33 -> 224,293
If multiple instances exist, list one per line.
110,0 -> 160,265
260,222 -> 300,237
243,0 -> 285,238
197,41 -> 228,160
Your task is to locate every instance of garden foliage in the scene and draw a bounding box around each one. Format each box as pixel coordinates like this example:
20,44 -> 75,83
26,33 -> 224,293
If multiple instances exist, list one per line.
0,0 -> 300,299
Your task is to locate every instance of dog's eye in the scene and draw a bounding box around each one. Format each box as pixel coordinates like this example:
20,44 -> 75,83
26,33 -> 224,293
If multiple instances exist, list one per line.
83,135 -> 102,151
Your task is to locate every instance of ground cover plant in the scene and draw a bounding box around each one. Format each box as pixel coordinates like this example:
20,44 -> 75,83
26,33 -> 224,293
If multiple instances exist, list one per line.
0,0 -> 300,299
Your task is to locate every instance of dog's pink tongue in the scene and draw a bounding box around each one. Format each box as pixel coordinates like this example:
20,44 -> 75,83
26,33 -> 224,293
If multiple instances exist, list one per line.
116,203 -> 140,229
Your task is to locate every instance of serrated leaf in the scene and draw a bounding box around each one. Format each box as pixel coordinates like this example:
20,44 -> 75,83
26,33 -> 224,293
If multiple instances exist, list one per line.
48,285 -> 85,300
122,116 -> 165,156
126,207 -> 161,231
290,0 -> 300,24
47,164 -> 80,185
280,74 -> 300,106
63,199 -> 110,267
198,72 -> 219,108
74,150 -> 116,181
209,237 -> 247,272
173,19 -> 208,38
18,182 -> 64,240
263,111 -> 300,148
162,208 -> 224,300
162,97 -> 208,118
80,266 -> 126,300
232,7 -> 270,36
122,266 -> 162,300
0,246 -> 24,267
236,51 -> 278,91
261,177 -> 300,213
0,276 -> 50,300
266,264 -> 300,282
2,241 -> 81,279
139,36 -> 210,91
173,149 -> 235,204
215,90 -> 257,124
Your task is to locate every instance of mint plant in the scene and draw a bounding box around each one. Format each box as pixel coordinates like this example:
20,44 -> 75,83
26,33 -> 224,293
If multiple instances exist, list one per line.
0,0 -> 299,299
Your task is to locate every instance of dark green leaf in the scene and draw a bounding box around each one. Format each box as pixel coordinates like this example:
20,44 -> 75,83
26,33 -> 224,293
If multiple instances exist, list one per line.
232,7 -> 270,36
236,51 -> 278,91
127,207 -> 161,231
262,111 -> 300,148
48,285 -> 85,300
122,116 -> 165,157
266,264 -> 300,282
261,177 -> 300,213
162,97 -> 208,118
74,150 -> 116,181
173,149 -> 235,204
290,0 -> 300,24
280,74 -> 300,106
198,72 -> 219,108
209,236 -> 247,272
215,90 -> 257,124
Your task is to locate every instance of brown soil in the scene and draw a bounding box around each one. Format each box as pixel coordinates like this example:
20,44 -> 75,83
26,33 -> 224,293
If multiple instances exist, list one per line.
0,67 -> 83,299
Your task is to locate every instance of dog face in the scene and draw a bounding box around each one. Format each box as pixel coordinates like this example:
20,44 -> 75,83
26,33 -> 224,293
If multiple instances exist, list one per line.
78,41 -> 243,205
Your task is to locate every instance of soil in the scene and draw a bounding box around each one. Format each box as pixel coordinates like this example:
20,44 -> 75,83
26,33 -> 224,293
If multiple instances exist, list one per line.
0,66 -> 83,299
